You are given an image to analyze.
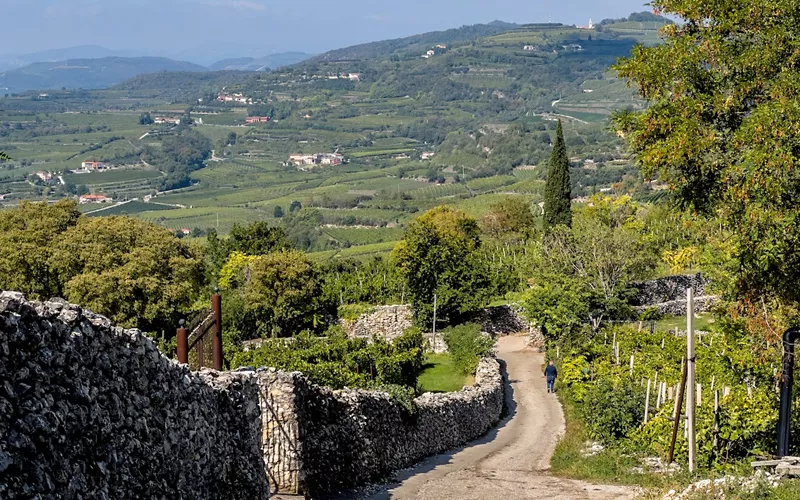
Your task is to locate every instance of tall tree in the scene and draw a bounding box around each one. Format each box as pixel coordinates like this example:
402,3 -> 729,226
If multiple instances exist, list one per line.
613,0 -> 800,319
392,206 -> 490,327
543,120 -> 572,228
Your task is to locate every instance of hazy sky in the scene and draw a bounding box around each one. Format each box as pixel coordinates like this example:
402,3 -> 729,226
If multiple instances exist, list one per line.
1,0 -> 649,60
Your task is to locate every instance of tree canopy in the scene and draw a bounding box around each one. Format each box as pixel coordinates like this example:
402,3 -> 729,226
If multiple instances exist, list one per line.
0,202 -> 205,336
392,206 -> 490,327
613,0 -> 800,311
543,120 -> 572,229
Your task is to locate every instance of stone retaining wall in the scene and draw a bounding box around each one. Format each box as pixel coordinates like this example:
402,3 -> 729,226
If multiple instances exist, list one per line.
257,357 -> 505,496
0,292 -> 269,500
631,273 -> 710,306
342,304 -> 531,345
340,305 -> 414,342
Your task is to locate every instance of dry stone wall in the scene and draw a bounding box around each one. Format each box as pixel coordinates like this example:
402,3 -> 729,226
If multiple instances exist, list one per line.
0,292 -> 270,500
631,273 -> 717,315
342,304 -> 532,346
257,357 -> 505,496
340,305 -> 413,342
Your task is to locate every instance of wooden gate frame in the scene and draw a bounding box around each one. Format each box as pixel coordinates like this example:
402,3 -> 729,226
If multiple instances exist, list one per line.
177,292 -> 223,370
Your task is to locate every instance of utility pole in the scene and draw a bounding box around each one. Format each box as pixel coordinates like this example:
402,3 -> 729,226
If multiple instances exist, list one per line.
687,288 -> 697,472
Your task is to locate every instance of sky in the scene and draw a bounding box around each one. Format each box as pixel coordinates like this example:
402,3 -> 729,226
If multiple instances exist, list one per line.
0,0 -> 650,63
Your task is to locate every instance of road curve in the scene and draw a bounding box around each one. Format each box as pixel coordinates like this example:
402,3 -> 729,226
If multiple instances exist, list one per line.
362,335 -> 636,500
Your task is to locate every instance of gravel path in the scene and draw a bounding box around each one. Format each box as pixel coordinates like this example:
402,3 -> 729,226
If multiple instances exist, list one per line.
362,335 -> 637,500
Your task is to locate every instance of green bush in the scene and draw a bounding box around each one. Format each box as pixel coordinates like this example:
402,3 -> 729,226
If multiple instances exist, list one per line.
230,325 -> 425,392
581,377 -> 646,443
442,323 -> 495,375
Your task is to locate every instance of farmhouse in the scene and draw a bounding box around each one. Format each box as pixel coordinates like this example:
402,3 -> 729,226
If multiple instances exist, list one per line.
35,171 -> 54,183
154,116 -> 181,125
523,45 -> 537,51
421,151 -> 436,160
289,153 -> 344,168
79,194 -> 112,204
245,116 -> 270,124
217,92 -> 249,104
81,161 -> 106,170
348,73 -> 361,81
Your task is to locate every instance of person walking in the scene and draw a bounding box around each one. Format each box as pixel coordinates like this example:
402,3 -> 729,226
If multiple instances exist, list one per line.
544,360 -> 557,393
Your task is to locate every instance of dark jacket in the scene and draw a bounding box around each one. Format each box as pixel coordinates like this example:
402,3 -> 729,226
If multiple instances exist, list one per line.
545,364 -> 557,380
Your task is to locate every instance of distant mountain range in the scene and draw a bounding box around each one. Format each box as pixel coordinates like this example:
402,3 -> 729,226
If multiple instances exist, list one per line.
208,52 -> 312,71
0,57 -> 207,92
0,46 -> 313,92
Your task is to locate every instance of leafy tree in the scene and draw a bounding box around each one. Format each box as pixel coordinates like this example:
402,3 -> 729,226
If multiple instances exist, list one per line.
240,250 -> 326,337
392,206 -> 490,327
273,205 -> 284,218
613,0 -> 800,314
0,200 -> 81,299
138,112 -> 154,125
482,197 -> 537,240
0,151 -> 11,162
49,216 -> 206,336
543,120 -> 572,228
226,131 -> 237,146
227,221 -> 291,256
289,200 -> 302,213
522,195 -> 659,335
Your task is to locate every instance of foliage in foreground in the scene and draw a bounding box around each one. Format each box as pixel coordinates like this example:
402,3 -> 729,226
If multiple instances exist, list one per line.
614,0 -> 800,327
552,321 -> 785,471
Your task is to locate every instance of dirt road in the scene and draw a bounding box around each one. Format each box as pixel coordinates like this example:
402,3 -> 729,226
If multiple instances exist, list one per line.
364,335 -> 636,500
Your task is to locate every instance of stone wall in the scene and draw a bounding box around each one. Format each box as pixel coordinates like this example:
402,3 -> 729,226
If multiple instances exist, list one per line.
0,292 -> 270,499
342,304 -> 531,345
340,305 -> 413,342
630,273 -> 717,316
257,357 -> 505,496
630,273 -> 710,306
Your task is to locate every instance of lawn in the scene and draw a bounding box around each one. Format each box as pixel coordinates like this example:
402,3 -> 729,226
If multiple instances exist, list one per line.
417,353 -> 472,393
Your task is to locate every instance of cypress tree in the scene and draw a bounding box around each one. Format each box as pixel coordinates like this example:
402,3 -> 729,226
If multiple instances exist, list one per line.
543,120 -> 572,228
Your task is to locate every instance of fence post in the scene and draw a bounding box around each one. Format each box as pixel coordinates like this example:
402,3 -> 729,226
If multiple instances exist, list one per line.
212,290 -> 223,371
177,319 -> 188,365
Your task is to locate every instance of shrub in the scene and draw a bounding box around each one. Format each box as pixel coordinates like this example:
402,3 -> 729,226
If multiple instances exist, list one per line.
581,377 -> 645,443
442,323 -> 495,375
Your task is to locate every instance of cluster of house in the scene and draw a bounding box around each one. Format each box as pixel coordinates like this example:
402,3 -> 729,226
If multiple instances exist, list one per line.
561,44 -> 584,52
217,92 -> 250,104
35,171 -> 55,184
523,45 -> 538,51
288,153 -> 344,169
79,161 -> 108,171
79,194 -> 112,204
154,116 -> 181,125
245,116 -> 270,124
422,44 -> 447,59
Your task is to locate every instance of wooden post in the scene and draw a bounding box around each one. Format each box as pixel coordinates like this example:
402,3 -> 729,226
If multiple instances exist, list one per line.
656,381 -> 663,409
177,320 -> 188,365
668,357 -> 688,464
697,383 -> 702,407
687,288 -> 696,473
713,390 -> 720,452
644,379 -> 651,424
212,291 -> 223,371
432,293 -> 437,346
615,343 -> 620,366
630,355 -> 635,376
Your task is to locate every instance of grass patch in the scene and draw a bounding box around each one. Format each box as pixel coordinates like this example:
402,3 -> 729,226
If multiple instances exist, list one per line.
654,313 -> 716,332
337,303 -> 375,322
417,353 -> 472,393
